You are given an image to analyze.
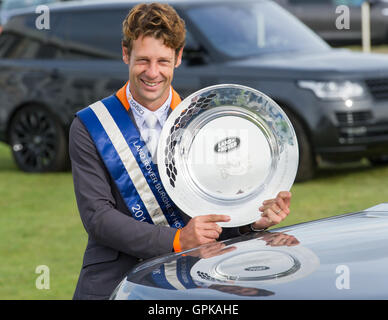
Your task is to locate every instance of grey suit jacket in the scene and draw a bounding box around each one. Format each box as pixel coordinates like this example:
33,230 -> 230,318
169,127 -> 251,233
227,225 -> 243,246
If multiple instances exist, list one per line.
69,102 -> 242,300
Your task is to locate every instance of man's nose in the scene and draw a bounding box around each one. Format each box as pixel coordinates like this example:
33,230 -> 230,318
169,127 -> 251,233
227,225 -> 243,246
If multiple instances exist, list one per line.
144,61 -> 159,78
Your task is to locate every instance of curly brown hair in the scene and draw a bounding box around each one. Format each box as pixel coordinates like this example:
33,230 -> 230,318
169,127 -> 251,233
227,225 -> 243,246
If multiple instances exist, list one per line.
122,3 -> 186,58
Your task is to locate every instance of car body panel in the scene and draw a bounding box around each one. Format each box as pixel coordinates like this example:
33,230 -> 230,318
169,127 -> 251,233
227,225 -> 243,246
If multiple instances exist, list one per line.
111,203 -> 388,300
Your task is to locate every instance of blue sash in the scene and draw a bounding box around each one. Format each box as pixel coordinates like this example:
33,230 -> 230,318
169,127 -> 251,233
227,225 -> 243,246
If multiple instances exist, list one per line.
77,95 -> 185,229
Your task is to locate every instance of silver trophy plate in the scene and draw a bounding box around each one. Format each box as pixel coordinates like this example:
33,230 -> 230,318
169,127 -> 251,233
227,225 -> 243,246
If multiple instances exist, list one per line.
157,84 -> 298,227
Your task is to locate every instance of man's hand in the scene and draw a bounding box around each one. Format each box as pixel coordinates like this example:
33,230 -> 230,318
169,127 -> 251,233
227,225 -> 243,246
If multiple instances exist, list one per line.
179,214 -> 230,251
252,191 -> 292,230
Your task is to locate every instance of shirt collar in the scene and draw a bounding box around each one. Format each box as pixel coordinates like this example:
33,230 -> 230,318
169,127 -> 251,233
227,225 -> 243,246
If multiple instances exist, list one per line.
126,83 -> 172,127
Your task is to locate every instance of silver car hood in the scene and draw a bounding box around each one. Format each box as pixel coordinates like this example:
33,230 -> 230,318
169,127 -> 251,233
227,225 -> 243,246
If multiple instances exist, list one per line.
111,203 -> 388,300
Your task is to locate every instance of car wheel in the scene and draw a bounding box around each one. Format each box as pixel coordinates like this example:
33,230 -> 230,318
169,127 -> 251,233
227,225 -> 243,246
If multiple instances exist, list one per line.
368,155 -> 388,166
288,113 -> 316,182
8,105 -> 69,172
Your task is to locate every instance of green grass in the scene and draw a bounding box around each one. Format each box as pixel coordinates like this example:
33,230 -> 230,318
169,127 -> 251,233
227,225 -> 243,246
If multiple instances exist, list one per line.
341,44 -> 388,54
283,161 -> 388,226
0,143 -> 86,299
1,142 -> 388,299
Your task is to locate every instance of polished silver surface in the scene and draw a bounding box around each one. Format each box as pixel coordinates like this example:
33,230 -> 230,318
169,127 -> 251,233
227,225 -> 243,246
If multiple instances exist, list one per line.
111,204 -> 388,300
158,84 -> 299,227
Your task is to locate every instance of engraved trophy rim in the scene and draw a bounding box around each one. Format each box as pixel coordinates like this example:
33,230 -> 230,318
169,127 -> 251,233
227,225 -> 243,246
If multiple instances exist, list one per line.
157,84 -> 299,227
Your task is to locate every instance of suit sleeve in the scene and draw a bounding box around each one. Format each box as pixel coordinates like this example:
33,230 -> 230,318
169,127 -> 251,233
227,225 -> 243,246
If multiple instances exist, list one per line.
69,117 -> 177,259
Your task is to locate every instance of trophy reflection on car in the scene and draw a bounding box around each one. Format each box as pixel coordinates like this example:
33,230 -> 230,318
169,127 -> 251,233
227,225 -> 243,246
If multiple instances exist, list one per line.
125,231 -> 321,299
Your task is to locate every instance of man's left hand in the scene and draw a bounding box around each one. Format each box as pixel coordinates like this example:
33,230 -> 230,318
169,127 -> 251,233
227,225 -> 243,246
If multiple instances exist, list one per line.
252,191 -> 292,230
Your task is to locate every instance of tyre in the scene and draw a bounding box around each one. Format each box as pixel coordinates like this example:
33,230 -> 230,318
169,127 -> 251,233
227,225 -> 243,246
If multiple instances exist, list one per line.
287,112 -> 316,182
368,155 -> 388,166
8,105 -> 69,172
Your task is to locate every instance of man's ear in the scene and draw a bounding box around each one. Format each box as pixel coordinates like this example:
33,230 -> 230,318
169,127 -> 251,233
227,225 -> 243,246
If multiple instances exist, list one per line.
175,47 -> 184,68
122,44 -> 129,64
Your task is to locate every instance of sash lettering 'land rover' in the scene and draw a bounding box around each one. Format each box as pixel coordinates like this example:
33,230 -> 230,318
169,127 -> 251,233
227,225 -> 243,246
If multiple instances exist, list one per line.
0,0 -> 388,181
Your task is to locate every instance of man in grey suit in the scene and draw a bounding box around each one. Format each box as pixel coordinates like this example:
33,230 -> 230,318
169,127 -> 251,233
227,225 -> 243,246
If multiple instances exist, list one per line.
69,2 -> 292,300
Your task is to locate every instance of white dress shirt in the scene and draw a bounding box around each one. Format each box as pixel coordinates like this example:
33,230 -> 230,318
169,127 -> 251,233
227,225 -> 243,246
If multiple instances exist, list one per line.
126,83 -> 172,143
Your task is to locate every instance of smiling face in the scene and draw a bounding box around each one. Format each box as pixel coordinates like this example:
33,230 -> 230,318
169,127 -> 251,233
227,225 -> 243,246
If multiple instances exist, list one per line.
122,36 -> 183,111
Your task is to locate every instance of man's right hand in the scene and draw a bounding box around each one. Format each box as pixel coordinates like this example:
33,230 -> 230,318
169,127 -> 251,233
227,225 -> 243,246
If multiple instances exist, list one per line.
179,214 -> 231,251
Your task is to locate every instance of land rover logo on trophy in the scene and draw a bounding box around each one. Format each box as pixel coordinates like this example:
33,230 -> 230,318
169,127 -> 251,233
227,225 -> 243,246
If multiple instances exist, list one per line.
214,137 -> 240,153
244,266 -> 270,271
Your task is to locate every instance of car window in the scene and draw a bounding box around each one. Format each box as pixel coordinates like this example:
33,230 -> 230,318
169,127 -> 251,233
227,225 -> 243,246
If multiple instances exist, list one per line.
185,29 -> 199,51
186,1 -> 329,58
0,33 -> 22,57
60,9 -> 126,59
10,35 -> 44,58
0,8 -> 126,60
0,13 -> 65,59
181,28 -> 207,65
0,15 -> 41,58
0,31 -> 65,59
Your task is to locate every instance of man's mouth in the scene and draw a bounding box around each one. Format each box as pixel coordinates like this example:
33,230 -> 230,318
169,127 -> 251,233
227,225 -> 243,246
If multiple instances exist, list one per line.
141,79 -> 161,87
